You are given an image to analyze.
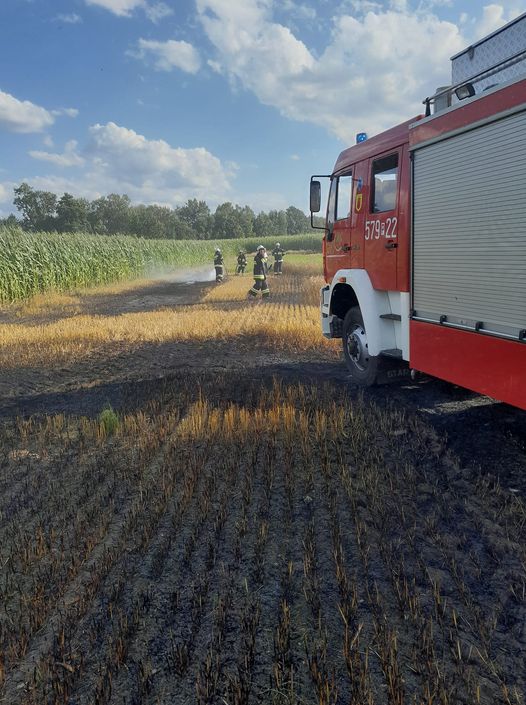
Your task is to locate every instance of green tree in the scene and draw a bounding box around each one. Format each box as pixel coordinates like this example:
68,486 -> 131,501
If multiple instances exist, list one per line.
286,206 -> 309,235
129,204 -> 175,239
170,216 -> 195,240
0,214 -> 20,228
253,212 -> 272,239
56,193 -> 90,233
89,194 -> 131,234
212,202 -> 241,239
176,199 -> 212,240
267,209 -> 287,237
238,205 -> 255,239
13,183 -> 57,231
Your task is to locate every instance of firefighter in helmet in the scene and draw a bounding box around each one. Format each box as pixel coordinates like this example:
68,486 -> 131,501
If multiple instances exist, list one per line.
214,248 -> 224,283
236,249 -> 247,275
248,245 -> 270,298
272,242 -> 285,275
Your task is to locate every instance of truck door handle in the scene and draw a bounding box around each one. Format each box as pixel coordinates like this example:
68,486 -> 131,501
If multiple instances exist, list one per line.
342,245 -> 350,252
385,241 -> 398,250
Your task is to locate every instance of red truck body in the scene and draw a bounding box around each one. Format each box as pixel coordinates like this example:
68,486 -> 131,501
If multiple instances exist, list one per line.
315,15 -> 526,409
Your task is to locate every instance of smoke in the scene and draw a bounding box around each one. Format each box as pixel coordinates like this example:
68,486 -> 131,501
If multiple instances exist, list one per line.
146,264 -> 216,284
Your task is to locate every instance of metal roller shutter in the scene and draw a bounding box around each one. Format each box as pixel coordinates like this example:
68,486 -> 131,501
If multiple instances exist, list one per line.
412,108 -> 526,340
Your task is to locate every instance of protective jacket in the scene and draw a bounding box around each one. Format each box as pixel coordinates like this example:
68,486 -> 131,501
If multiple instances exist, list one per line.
214,252 -> 224,266
249,252 -> 270,297
253,252 -> 267,277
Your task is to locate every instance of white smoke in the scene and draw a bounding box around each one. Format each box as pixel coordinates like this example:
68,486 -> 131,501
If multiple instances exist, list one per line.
146,264 -> 217,284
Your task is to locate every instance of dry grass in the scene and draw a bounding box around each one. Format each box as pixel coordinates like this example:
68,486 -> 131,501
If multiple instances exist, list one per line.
0,260 -> 336,369
6,277 -> 170,319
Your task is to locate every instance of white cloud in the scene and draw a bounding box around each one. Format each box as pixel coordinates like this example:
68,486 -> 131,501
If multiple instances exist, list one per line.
281,1 -> 316,21
87,122 -> 230,190
196,0 -> 468,142
290,154 -> 300,160
144,2 -> 174,22
455,3 -> 526,43
20,122 -> 234,208
474,3 -> 508,36
29,140 -> 85,168
0,90 -> 55,133
131,39 -> 201,73
55,13 -> 83,24
85,0 -> 143,16
347,1 -> 383,13
85,0 -> 173,21
51,107 -> 79,118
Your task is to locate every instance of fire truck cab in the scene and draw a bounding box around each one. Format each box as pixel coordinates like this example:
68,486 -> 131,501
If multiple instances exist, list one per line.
311,13 -> 526,410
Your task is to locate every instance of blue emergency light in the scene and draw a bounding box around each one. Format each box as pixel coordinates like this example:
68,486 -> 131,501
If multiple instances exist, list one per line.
356,132 -> 368,143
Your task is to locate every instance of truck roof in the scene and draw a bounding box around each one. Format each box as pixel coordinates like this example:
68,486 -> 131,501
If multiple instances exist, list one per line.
333,116 -> 422,175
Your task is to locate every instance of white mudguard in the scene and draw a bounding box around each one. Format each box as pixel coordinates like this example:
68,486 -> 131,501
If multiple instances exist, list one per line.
321,269 -> 409,359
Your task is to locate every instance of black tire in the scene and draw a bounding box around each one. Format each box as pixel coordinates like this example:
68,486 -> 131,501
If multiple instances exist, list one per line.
342,306 -> 381,386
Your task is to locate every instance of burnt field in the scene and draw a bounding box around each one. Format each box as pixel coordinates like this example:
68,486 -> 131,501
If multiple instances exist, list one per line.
0,260 -> 525,705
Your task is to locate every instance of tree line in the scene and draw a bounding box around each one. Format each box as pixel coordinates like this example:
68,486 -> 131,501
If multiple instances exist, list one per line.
0,183 -> 322,240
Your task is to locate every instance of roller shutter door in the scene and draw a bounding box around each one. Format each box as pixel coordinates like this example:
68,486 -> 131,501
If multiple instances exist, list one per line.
412,107 -> 526,340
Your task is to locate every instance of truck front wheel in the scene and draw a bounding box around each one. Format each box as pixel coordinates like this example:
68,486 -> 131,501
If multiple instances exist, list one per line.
342,307 -> 381,386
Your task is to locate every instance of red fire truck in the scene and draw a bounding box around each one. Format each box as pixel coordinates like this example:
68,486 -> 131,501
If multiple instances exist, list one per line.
310,13 -> 526,411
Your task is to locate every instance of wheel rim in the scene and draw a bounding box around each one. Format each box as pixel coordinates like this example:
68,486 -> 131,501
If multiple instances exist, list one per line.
346,324 -> 370,372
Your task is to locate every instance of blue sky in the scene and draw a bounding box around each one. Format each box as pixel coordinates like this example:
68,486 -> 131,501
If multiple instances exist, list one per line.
1,0 -> 525,216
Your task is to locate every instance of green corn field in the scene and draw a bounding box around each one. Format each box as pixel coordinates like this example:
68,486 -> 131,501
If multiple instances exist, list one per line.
0,227 -> 322,303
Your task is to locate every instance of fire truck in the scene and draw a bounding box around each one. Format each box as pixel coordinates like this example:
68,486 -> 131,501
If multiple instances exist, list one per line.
310,13 -> 526,411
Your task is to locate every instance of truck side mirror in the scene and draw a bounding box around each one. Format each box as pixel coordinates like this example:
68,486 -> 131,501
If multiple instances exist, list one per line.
310,180 -> 321,213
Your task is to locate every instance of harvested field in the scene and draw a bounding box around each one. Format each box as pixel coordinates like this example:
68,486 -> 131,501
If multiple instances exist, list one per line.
0,256 -> 525,705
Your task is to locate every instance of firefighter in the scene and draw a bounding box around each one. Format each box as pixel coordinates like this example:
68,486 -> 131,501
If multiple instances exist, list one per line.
272,242 -> 285,274
214,248 -> 224,283
248,245 -> 270,298
236,250 -> 247,275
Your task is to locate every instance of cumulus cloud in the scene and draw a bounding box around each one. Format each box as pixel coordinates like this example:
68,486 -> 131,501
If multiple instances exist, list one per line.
0,90 -> 77,134
21,122 -> 234,208
29,140 -> 85,168
196,1 -> 520,143
87,122 -> 231,190
131,39 -> 201,73
474,3 -> 510,36
85,0 -> 173,21
0,90 -> 55,133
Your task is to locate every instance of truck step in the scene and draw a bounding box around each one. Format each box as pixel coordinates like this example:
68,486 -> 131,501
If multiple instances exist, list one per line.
379,313 -> 402,321
380,348 -> 403,359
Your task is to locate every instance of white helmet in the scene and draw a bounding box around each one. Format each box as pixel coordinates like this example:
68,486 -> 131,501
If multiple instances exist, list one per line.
257,244 -> 265,251
276,242 -> 280,247
215,248 -> 221,253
